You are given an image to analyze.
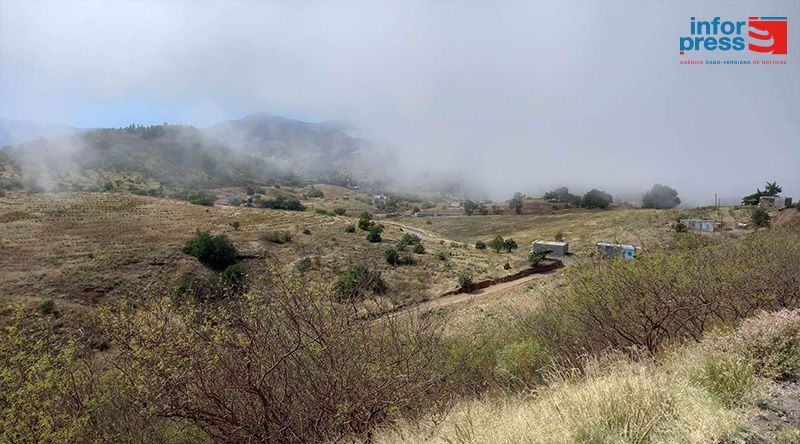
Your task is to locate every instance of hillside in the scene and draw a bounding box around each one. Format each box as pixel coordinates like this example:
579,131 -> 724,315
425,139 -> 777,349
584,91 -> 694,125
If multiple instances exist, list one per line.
4,124 -> 282,192
0,191 -> 519,308
205,113 -> 367,181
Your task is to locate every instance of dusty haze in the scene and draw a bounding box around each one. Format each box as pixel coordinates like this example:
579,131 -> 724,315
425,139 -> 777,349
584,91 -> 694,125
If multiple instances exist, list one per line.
1,0 -> 798,206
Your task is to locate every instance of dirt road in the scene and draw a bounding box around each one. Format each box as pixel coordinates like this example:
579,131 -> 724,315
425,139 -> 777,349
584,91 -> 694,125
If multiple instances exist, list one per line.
396,268 -> 558,316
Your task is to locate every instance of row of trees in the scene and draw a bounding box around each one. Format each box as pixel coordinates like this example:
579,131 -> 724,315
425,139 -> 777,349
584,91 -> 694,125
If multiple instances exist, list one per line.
543,187 -> 614,209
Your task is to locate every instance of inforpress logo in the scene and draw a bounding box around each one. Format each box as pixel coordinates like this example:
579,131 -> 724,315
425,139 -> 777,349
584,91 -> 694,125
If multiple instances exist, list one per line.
749,16 -> 788,54
679,16 -> 788,55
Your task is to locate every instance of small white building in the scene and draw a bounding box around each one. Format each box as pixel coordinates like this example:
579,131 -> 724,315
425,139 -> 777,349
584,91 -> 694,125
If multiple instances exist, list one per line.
680,218 -> 715,232
596,242 -> 636,260
759,195 -> 793,210
532,240 -> 569,256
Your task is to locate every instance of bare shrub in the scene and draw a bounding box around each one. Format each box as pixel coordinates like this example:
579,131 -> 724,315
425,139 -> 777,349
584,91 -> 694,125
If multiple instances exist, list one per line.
525,226 -> 800,357
100,272 -> 454,443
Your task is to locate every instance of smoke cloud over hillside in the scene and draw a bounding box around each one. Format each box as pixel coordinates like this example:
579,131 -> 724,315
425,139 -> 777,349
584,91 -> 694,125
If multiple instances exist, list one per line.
1,1 -> 798,205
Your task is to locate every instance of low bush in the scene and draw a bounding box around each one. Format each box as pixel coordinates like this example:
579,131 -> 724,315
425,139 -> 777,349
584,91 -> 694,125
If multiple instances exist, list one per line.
367,225 -> 383,243
220,264 -> 246,293
334,265 -> 386,301
493,338 -> 550,387
457,273 -> 474,292
183,232 -> 237,270
344,225 -> 356,233
260,231 -> 293,244
306,187 -> 324,198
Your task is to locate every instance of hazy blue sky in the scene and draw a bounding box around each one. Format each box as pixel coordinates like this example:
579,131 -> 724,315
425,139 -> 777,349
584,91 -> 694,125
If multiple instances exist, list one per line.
1,0 -> 797,204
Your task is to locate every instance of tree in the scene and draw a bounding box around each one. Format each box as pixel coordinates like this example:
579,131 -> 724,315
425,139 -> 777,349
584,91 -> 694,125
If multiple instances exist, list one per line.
183,232 -> 237,270
765,181 -> 783,196
543,186 -> 570,201
642,184 -> 681,209
580,189 -> 613,209
543,186 -> 581,206
258,195 -> 306,211
503,238 -> 518,252
751,207 -> 771,227
508,192 -> 525,215
463,200 -> 479,216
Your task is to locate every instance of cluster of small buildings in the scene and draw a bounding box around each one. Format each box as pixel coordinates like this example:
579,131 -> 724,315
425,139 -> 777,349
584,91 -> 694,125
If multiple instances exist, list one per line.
531,239 -> 637,260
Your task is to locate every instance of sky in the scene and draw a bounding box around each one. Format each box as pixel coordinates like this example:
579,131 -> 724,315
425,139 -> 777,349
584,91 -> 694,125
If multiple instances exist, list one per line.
1,0 -> 798,205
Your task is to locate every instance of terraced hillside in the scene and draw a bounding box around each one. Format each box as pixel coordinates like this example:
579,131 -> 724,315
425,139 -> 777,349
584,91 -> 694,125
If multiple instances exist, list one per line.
0,192 -> 518,310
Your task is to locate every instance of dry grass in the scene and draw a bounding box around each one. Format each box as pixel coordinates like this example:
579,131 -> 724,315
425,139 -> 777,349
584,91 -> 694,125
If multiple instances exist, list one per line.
370,310 -> 800,444
396,206 -> 754,256
0,191 -> 514,307
375,359 -> 740,443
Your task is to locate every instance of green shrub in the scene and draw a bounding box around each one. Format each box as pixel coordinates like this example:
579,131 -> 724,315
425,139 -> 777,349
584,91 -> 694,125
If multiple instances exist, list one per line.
413,243 -> 425,254
555,230 -> 564,241
751,207 -> 771,227
220,264 -> 246,293
385,248 -> 399,266
183,232 -> 237,270
673,222 -> 688,233
398,233 -> 422,249
458,273 -> 474,292
306,187 -> 324,198
487,236 -> 517,253
333,208 -> 346,216
475,240 -> 486,249
260,231 -> 293,244
503,262 -> 511,270
36,300 -> 58,316
437,252 -> 447,261
302,227 -> 311,235
344,225 -> 356,233
367,224 -> 383,243
334,265 -> 386,301
229,221 -> 241,231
